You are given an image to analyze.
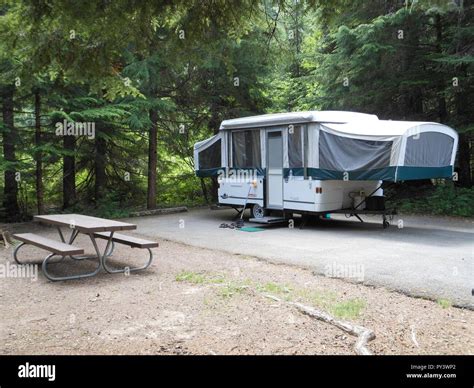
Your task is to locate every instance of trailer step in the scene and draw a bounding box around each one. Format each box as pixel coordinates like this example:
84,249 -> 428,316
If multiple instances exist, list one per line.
249,216 -> 287,224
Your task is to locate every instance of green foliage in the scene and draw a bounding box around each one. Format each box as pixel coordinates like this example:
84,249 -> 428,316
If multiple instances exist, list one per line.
330,299 -> 366,319
175,271 -> 207,284
390,184 -> 474,217
256,282 -> 292,294
437,298 -> 452,309
64,195 -> 133,219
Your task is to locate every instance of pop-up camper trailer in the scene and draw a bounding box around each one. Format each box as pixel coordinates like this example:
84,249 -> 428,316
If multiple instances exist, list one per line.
194,111 -> 458,227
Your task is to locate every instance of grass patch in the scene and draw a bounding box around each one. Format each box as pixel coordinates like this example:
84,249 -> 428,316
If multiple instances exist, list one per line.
175,271 -> 248,299
329,299 -> 366,319
175,271 -> 207,284
218,282 -> 250,298
177,275 -> 367,319
260,283 -> 366,320
294,288 -> 338,308
175,271 -> 224,285
437,298 -> 452,309
256,282 -> 292,295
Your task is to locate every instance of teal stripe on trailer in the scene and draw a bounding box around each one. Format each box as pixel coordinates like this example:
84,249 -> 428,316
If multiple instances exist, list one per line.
199,166 -> 454,180
229,167 -> 266,177
196,167 -> 266,178
396,166 -> 453,181
284,167 -> 395,180
196,167 -> 224,177
303,166 -> 453,181
283,168 -> 305,178
306,167 -> 397,181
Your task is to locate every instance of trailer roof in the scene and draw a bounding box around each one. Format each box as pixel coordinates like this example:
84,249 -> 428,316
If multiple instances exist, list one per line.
219,110 -> 379,130
322,120 -> 457,137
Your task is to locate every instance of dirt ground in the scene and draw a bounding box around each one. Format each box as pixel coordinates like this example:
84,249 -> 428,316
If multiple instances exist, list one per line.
0,226 -> 472,355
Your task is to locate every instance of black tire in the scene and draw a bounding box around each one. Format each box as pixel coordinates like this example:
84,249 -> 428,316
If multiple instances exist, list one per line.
251,204 -> 266,219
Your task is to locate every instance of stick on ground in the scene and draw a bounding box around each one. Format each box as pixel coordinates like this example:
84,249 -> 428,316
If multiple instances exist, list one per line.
264,294 -> 376,355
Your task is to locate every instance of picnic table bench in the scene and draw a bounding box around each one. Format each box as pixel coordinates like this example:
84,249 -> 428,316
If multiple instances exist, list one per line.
13,233 -> 84,256
12,214 -> 158,281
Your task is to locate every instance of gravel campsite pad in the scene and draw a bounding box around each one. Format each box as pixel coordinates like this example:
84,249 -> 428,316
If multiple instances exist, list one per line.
0,226 -> 472,355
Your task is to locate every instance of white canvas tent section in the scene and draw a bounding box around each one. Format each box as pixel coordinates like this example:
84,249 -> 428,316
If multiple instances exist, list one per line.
313,120 -> 458,181
318,120 -> 458,168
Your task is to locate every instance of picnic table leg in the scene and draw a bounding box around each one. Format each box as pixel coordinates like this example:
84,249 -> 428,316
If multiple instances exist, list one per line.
42,229 -> 114,281
12,242 -> 26,264
42,227 -> 103,281
13,241 -> 65,265
57,227 -> 115,260
88,231 -> 114,269
104,241 -> 115,258
87,232 -> 152,274
102,247 -> 154,274
42,251 -> 102,281
56,227 -> 85,261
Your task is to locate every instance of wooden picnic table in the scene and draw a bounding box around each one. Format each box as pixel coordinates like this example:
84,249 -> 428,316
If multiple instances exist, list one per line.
13,214 -> 157,281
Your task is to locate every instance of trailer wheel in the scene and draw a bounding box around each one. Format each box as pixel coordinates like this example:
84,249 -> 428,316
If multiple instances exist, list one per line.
252,204 -> 266,219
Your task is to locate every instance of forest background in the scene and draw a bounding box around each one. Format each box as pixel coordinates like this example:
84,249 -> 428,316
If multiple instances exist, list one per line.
0,0 -> 472,222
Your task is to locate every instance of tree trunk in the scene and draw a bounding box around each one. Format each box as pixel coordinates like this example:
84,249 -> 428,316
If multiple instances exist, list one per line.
94,128 -> 107,203
199,178 -> 209,204
208,106 -> 220,203
435,14 -> 447,123
147,109 -> 158,209
34,90 -> 44,215
63,135 -> 76,209
1,85 -> 20,221
457,133 -> 472,188
401,14 -> 424,120
454,63 -> 472,188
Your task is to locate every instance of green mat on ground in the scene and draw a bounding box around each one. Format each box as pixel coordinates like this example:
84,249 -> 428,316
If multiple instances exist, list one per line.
238,227 -> 265,232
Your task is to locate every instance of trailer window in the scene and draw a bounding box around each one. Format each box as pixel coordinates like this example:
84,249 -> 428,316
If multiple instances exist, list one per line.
319,131 -> 392,171
199,139 -> 221,169
288,125 -> 303,168
232,130 -> 261,168
404,132 -> 453,167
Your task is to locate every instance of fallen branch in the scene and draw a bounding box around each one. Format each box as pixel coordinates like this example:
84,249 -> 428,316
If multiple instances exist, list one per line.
0,229 -> 13,249
129,206 -> 188,217
264,294 -> 375,355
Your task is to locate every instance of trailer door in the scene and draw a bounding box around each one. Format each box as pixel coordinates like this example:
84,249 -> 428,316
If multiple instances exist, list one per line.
267,130 -> 283,209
